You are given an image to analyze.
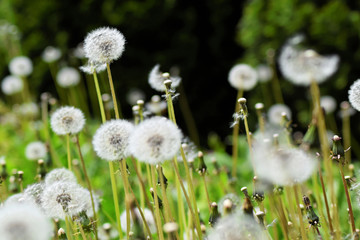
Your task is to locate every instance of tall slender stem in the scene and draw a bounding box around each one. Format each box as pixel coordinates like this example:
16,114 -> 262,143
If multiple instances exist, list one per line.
92,72 -> 106,123
109,162 -> 123,240
75,135 -> 98,240
202,175 -> 211,211
119,160 -> 132,239
318,164 -> 333,235
106,63 -> 122,119
293,185 -> 307,240
66,134 -> 72,171
231,89 -> 243,178
150,165 -> 165,240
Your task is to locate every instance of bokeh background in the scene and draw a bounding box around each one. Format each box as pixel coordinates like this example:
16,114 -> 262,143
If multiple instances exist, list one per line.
1,0 -> 360,148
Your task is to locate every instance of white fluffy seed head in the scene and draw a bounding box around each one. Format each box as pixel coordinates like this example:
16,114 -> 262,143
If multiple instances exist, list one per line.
1,75 -> 23,95
56,67 -> 80,88
218,193 -> 241,215
320,95 -> 337,114
80,61 -> 106,74
207,213 -> 266,240
268,104 -> 292,125
228,64 -> 258,91
126,88 -> 146,106
41,181 -> 89,219
148,64 -> 181,92
44,168 -> 77,186
84,27 -> 125,64
13,102 -> 39,118
253,141 -> 316,186
23,183 -> 45,207
129,116 -> 182,165
25,141 -> 47,161
42,46 -> 62,63
93,119 -> 134,161
256,64 -> 273,83
9,56 -> 33,77
348,79 -> 360,112
278,36 -> 339,86
50,106 -> 85,135
145,96 -> 167,115
120,208 -> 156,233
0,203 -> 52,240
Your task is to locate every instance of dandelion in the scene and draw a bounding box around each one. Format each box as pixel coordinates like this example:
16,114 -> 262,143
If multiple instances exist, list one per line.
13,102 -> 39,118
92,119 -> 134,161
320,95 -> 337,114
25,141 -> 47,161
1,75 -> 23,95
207,212 -> 266,240
268,104 -> 291,125
126,88 -> 146,106
0,203 -> 52,240
42,46 -> 61,63
56,67 -> 80,88
44,168 -> 77,186
148,64 -> 181,92
23,183 -> 45,207
80,62 -> 107,74
177,138 -> 198,162
253,140 -> 316,186
218,193 -> 241,215
9,56 -> 33,77
145,95 -> 167,115
41,181 -> 90,219
50,106 -> 85,135
4,193 -> 25,205
256,64 -> 273,83
228,64 -> 257,91
129,116 -> 182,165
83,27 -> 126,64
120,208 -> 156,233
278,35 -> 339,86
348,79 -> 360,111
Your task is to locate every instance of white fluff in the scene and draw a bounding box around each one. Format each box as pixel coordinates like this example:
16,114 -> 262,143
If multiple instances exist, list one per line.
1,75 -> 23,95
9,56 -> 33,77
228,64 -> 258,91
56,67 -> 80,88
50,106 -> 85,135
25,141 -> 47,161
148,64 -> 181,92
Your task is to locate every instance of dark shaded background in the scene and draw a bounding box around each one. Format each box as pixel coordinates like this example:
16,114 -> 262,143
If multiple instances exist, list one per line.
1,0 -> 360,147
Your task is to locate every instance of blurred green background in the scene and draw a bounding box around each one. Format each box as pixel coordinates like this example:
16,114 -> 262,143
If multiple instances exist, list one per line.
1,0 -> 360,148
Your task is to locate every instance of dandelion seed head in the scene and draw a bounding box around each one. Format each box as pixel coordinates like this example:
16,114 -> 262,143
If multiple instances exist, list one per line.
177,138 -> 198,162
44,168 -> 77,186
80,61 -> 106,74
13,102 -> 39,118
23,183 -> 45,207
268,104 -> 291,125
1,75 -> 23,95
42,46 -> 62,63
126,88 -> 146,106
207,212 -> 266,240
93,119 -> 134,161
84,27 -> 125,64
0,203 -> 52,240
218,193 -> 241,215
9,56 -> 33,77
320,95 -> 337,114
348,79 -> 360,112
129,116 -> 182,164
25,141 -> 47,161
50,106 -> 85,135
56,67 -> 80,88
256,64 -> 273,83
4,193 -> 26,206
148,64 -> 181,92
228,64 -> 257,91
120,208 -> 156,233
278,36 -> 339,86
41,181 -> 88,219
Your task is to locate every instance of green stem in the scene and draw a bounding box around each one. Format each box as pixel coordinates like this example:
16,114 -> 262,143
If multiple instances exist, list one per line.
202,175 -> 211,211
106,63 -> 122,119
109,161 -> 123,240
232,89 -> 243,178
66,134 -> 72,171
150,165 -> 165,240
65,215 -> 74,240
92,72 -> 106,123
293,185 -> 307,240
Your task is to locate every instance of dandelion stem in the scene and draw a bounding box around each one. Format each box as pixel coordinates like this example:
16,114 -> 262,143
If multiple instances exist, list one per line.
118,160 -> 131,239
342,111 -> 351,164
78,223 -> 88,240
65,215 -> 74,240
231,89 -> 243,178
150,165 -> 165,240
106,63 -> 122,119
75,135 -> 98,240
201,175 -> 211,211
293,185 -> 308,240
339,163 -> 356,234
318,164 -> 334,235
92,72 -> 106,123
66,134 -> 72,171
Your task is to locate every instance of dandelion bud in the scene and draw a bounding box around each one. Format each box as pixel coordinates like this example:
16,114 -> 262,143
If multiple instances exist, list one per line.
228,64 -> 258,91
9,56 -> 33,77
156,165 -> 168,189
1,160 -> 8,181
148,65 -> 181,92
242,197 -> 254,215
84,27 -> 125,64
58,228 -> 67,239
137,99 -> 144,109
256,211 -> 266,228
196,151 -> 207,176
209,202 -> 220,227
17,170 -> 23,182
223,199 -> 233,215
93,119 -> 134,161
241,186 -> 250,199
255,102 -> 264,110
150,188 -> 163,210
1,75 -> 23,95
50,106 -> 85,135
332,135 -> 345,164
129,117 -> 182,165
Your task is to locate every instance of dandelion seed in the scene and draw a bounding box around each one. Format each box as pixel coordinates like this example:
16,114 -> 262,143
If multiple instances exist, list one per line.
25,141 -> 47,161
9,56 -> 33,77
320,95 -> 337,114
256,64 -> 273,83
129,116 -> 182,165
42,46 -> 62,63
1,75 -> 23,95
228,64 -> 257,91
44,168 -> 77,186
268,104 -> 291,125
84,27 -> 125,64
148,64 -> 181,92
0,203 -> 52,240
41,181 -> 89,219
348,79 -> 360,112
50,106 -> 85,135
120,208 -> 156,233
278,35 -> 339,86
207,212 -> 266,240
56,67 -> 80,88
